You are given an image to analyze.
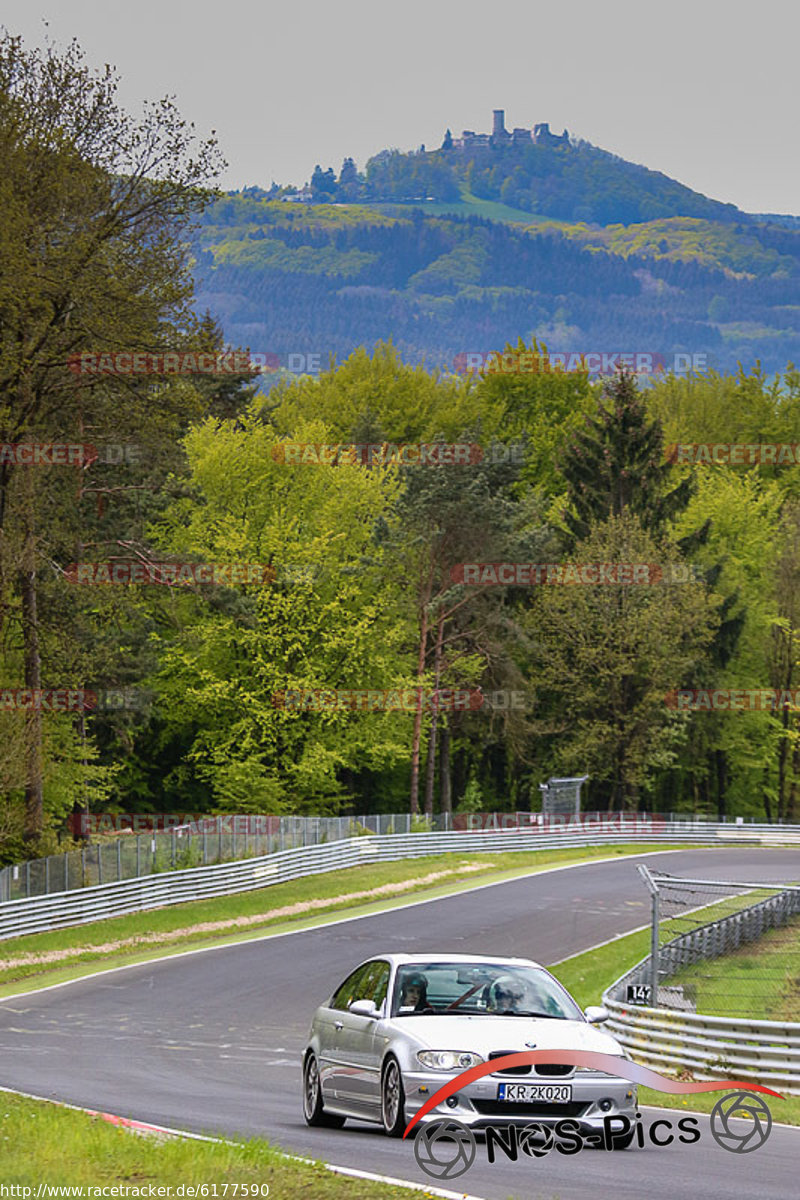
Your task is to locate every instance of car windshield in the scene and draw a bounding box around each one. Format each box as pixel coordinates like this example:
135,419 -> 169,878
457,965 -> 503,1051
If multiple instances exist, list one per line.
390,962 -> 583,1019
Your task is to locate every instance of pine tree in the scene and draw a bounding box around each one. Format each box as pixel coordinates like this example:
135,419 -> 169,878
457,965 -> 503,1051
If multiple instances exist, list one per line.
560,371 -> 694,542
560,370 -> 748,814
441,128 -> 453,151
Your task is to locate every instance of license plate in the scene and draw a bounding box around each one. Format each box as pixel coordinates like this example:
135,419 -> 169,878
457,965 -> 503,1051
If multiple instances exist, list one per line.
496,1083 -> 572,1103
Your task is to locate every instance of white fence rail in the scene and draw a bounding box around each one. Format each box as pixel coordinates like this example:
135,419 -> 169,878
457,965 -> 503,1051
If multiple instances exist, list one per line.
0,820 -> 799,942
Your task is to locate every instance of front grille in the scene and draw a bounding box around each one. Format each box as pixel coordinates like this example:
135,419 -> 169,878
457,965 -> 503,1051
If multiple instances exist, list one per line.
473,1101 -> 590,1118
488,1052 -> 531,1076
534,1063 -> 573,1077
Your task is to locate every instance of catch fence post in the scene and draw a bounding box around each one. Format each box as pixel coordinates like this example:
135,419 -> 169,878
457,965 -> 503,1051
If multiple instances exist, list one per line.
638,864 -> 660,1003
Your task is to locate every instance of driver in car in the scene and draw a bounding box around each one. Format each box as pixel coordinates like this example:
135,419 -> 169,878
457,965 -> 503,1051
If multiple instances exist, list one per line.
398,972 -> 432,1012
489,975 -> 525,1013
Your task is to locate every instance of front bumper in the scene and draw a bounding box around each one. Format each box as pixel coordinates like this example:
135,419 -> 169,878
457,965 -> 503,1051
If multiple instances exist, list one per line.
404,1068 -> 637,1132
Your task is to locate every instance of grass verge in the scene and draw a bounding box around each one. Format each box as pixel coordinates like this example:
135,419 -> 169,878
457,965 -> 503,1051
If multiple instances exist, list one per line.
0,1092 -> 417,1195
550,929 -> 800,1125
0,843 -> 690,996
667,913 -> 800,1022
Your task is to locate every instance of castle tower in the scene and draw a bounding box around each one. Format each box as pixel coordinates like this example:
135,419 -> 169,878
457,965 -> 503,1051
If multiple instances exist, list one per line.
492,109 -> 507,137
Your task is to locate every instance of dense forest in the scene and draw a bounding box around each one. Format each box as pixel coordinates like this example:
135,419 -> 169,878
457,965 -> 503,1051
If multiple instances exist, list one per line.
3,34 -> 800,866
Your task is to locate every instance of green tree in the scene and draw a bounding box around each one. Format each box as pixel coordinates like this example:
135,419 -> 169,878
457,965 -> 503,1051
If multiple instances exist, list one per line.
528,513 -> 716,809
669,470 -> 784,820
560,371 -> 694,543
146,410 -> 414,810
472,338 -> 596,499
0,31 -> 221,847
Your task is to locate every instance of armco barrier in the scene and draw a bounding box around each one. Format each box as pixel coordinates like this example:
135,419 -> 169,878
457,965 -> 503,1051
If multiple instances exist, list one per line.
0,820 -> 793,941
603,884 -> 800,1095
603,985 -> 800,1095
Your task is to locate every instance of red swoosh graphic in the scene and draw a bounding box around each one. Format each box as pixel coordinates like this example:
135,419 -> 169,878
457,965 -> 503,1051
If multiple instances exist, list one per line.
402,1049 -> 783,1138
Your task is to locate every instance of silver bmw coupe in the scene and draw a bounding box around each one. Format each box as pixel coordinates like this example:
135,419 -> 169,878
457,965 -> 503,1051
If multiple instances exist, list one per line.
302,953 -> 637,1141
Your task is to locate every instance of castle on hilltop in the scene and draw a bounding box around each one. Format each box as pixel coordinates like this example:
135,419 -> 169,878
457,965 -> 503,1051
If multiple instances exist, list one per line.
452,110 -> 569,150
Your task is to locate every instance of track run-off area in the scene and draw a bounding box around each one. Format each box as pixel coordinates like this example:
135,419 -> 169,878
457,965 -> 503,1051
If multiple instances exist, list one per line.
0,847 -> 797,1200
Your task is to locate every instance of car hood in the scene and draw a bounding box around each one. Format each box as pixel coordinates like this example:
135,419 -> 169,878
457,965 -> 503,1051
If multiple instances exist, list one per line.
386,1015 -> 624,1059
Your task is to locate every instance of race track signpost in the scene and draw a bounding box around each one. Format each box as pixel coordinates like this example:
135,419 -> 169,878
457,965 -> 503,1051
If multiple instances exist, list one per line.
539,775 -> 589,819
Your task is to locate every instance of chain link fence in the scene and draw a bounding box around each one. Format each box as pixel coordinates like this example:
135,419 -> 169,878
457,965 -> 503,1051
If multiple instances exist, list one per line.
636,866 -> 800,1018
538,775 -> 589,817
0,812 -> 415,903
0,809 -> 796,907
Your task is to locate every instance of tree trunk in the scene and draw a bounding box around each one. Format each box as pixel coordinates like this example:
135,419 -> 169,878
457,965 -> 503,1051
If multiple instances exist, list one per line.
789,732 -> 799,824
439,723 -> 452,815
762,765 -> 773,823
20,473 -> 43,844
423,610 -> 446,817
715,748 -> 727,821
409,563 -> 433,815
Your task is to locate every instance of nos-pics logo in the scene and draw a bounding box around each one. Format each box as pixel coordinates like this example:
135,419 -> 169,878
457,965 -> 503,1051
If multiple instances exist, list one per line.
414,1092 -> 772,1180
404,1052 -> 780,1181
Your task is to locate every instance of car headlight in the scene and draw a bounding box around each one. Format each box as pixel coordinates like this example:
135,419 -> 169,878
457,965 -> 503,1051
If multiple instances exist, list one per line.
417,1050 -> 484,1071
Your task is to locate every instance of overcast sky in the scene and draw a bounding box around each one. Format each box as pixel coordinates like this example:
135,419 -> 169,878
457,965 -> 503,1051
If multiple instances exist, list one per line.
2,0 -> 797,214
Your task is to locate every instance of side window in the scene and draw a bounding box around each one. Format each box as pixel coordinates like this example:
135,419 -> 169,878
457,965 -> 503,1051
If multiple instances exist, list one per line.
362,960 -> 391,1009
330,964 -> 371,1011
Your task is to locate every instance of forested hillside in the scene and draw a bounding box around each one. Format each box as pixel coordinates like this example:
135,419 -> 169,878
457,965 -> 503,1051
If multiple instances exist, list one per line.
194,194 -> 800,378
300,135 -> 747,227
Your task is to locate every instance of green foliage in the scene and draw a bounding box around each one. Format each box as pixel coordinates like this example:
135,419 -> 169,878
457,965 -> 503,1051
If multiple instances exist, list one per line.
528,512 -> 717,809
456,775 -> 485,812
560,372 -> 695,542
146,406 -> 414,811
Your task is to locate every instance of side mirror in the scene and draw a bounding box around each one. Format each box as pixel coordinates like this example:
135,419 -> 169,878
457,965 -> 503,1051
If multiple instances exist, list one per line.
584,1005 -> 609,1024
349,998 -> 379,1018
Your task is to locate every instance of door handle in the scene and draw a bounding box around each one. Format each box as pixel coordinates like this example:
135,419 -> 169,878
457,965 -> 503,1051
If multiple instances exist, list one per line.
334,1021 -> 344,1031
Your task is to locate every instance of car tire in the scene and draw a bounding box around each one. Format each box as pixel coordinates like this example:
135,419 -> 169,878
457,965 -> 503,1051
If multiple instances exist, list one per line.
303,1053 -> 346,1128
612,1129 -> 635,1150
381,1057 -> 406,1137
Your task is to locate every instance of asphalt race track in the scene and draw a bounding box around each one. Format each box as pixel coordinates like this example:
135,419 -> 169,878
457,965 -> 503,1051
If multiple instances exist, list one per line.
1,848 -> 797,1199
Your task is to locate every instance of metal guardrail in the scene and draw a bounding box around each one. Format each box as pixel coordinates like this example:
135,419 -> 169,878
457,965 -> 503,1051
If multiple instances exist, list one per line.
0,820 -> 796,942
604,998 -> 800,1094
2,810 -> 796,905
0,812 -> 412,903
603,883 -> 800,1095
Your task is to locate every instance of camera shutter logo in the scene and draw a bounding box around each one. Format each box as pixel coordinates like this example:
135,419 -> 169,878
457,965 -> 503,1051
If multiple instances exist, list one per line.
710,1092 -> 772,1153
414,1119 -> 476,1179
517,1121 -> 555,1157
